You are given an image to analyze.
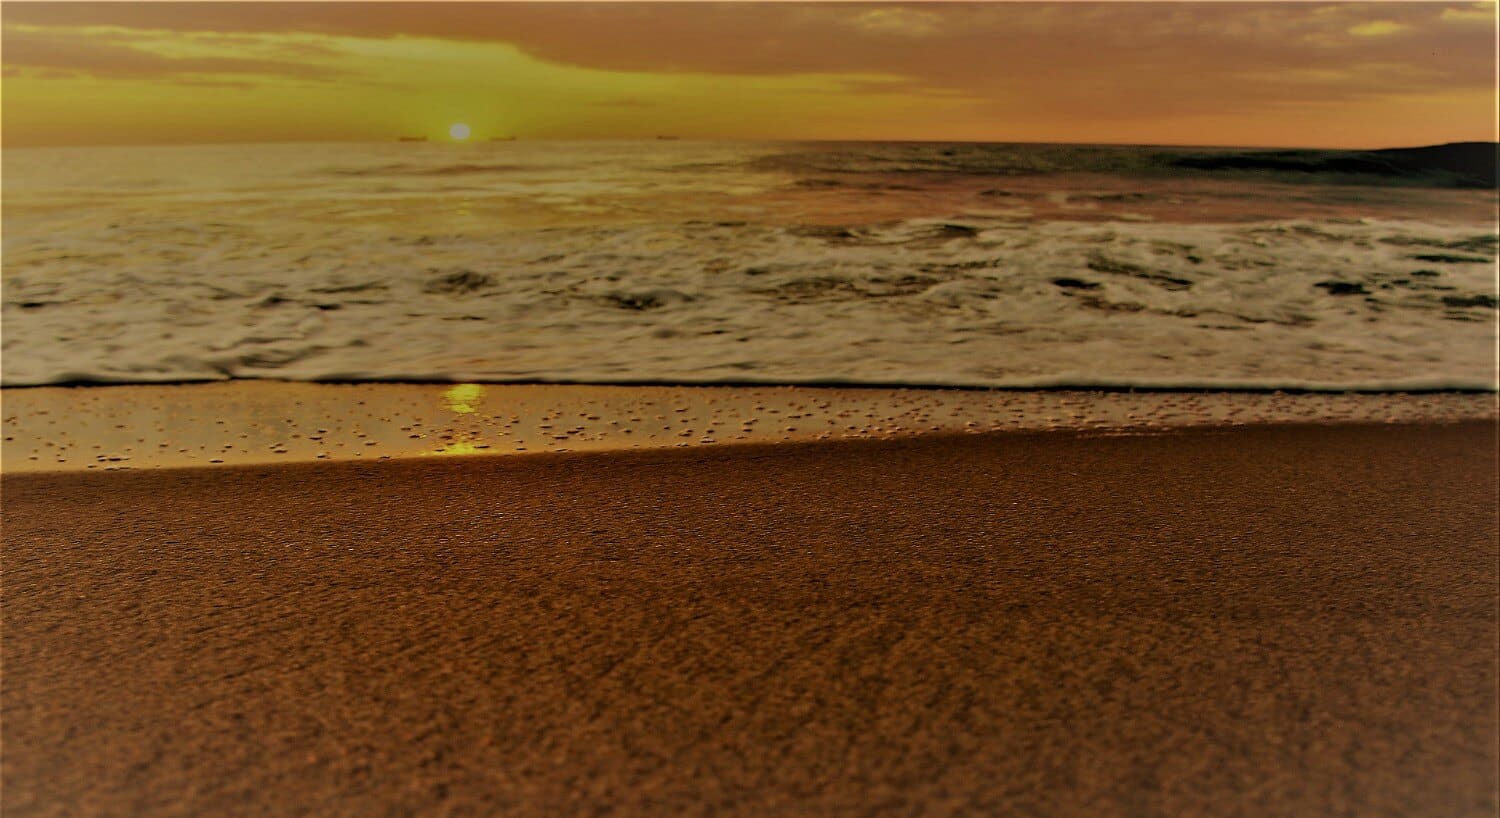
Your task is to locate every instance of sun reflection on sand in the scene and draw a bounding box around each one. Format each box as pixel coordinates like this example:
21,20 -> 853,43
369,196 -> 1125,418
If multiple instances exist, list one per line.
430,384 -> 492,455
431,433 -> 490,456
442,383 -> 486,414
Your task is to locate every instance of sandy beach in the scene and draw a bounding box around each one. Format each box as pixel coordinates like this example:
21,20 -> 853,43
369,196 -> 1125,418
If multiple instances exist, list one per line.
6,6 -> 1496,816
5,418 -> 1496,817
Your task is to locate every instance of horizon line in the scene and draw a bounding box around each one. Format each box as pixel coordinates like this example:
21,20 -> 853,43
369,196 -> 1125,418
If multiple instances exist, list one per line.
5,136 -> 1495,153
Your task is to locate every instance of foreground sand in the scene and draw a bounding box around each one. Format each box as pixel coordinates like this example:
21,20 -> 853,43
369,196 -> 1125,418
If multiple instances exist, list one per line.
4,421 -> 1497,816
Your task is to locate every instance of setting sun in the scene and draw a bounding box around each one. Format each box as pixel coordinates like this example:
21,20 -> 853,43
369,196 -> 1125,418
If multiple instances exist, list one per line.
449,122 -> 471,141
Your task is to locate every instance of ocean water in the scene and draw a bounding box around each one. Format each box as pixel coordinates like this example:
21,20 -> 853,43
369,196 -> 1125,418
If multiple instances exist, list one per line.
3,140 -> 1496,389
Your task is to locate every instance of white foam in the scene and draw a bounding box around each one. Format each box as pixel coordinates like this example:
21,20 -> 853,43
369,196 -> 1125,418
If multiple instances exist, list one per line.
4,143 -> 1496,391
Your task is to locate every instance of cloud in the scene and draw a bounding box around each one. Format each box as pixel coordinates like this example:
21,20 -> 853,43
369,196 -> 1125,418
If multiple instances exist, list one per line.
1347,20 -> 1410,37
0,24 -> 346,83
1,3 -> 1493,122
847,8 -> 943,37
1441,3 -> 1497,23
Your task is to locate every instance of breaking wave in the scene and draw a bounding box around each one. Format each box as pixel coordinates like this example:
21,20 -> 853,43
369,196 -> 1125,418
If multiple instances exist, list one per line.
4,140 -> 1496,390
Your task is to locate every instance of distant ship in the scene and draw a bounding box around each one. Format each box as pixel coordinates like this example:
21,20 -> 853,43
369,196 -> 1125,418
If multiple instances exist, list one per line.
656,135 -> 681,141
489,136 -> 517,142
398,136 -> 428,142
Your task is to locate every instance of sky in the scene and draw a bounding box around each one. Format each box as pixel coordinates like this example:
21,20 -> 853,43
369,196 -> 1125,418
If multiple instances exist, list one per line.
2,2 -> 1496,149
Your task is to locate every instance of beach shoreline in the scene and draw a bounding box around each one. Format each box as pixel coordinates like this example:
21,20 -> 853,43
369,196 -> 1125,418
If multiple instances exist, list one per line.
4,381 -> 1495,473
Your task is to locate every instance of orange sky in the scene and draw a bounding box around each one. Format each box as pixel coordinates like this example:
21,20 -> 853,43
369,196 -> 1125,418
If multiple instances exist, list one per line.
2,2 -> 1496,148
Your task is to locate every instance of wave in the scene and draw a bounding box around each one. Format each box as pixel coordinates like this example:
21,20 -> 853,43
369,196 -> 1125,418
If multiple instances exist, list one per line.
5,215 -> 1495,390
1167,142 -> 1498,189
322,162 -> 534,178
753,141 -> 1500,189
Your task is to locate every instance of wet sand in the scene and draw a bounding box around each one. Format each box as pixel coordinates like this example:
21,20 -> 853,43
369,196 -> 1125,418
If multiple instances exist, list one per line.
4,421 -> 1497,817
4,381 -> 1494,473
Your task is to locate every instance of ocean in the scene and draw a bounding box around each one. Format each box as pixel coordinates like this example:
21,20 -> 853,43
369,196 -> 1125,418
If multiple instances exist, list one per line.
3,140 -> 1496,389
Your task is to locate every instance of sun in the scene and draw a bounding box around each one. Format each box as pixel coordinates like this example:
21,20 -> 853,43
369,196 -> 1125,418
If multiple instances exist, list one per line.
448,122 -> 471,141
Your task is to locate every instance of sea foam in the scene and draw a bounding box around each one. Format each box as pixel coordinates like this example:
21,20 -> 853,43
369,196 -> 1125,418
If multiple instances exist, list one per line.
4,141 -> 1496,390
